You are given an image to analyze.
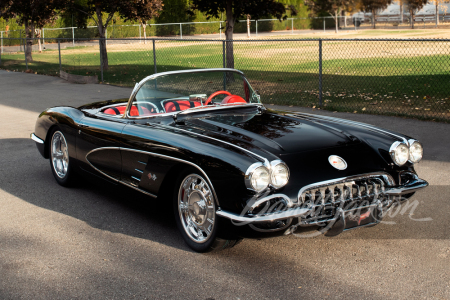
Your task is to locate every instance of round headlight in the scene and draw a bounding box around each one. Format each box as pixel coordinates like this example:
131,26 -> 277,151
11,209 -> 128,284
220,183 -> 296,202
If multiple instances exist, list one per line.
249,166 -> 270,192
389,141 -> 409,166
270,163 -> 290,189
409,140 -> 423,163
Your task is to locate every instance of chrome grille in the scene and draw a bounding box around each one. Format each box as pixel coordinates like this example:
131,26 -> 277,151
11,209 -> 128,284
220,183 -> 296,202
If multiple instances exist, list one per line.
298,174 -> 394,224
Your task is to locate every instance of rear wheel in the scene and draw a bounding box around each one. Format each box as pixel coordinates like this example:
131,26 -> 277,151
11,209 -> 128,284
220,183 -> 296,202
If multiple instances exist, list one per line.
49,128 -> 76,186
173,168 -> 242,252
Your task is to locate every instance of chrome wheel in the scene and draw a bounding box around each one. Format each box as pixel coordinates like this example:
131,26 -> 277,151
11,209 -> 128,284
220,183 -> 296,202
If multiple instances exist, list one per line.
51,131 -> 69,178
178,174 -> 215,243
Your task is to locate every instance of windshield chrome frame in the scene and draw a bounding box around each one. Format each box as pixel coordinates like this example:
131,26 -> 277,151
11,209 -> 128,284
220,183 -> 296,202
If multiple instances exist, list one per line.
123,68 -> 259,119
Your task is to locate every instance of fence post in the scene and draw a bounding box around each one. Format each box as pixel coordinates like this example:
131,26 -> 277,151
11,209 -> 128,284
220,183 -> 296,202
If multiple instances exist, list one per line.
72,27 -> 75,47
323,19 -> 325,32
42,28 -> 45,47
153,39 -> 157,74
256,20 -> 258,36
99,39 -> 103,82
139,25 -> 141,43
291,18 -> 293,34
180,23 -> 182,39
105,29 -> 108,46
24,38 -> 28,70
58,40 -> 62,75
222,40 -> 226,90
220,21 -> 222,39
222,40 -> 226,68
318,39 -> 323,107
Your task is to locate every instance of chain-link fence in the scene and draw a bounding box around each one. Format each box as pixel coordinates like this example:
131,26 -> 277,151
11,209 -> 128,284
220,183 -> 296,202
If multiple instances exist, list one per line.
1,37 -> 449,122
2,15 -> 450,46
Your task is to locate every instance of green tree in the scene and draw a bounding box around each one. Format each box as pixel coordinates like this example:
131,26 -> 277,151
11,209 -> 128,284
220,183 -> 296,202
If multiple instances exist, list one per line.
306,0 -> 357,33
360,0 -> 392,29
191,0 -> 296,69
0,0 -> 65,61
69,0 -> 163,70
404,0 -> 428,28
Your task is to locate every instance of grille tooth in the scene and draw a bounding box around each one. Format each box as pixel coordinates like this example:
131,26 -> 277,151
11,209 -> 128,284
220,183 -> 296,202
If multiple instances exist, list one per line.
299,175 -> 392,224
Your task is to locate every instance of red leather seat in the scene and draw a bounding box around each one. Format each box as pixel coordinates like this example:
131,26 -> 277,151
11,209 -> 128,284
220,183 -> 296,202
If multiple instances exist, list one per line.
164,100 -> 201,112
221,95 -> 246,104
103,105 -> 152,116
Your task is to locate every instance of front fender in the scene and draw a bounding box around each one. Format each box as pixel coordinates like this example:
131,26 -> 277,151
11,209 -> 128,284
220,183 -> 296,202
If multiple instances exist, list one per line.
34,106 -> 85,159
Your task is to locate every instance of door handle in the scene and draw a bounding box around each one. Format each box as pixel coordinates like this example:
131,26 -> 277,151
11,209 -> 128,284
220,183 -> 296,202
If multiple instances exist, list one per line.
79,124 -> 90,128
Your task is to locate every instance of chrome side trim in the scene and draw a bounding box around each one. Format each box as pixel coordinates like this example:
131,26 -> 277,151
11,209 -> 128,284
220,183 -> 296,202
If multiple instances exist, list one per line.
216,207 -> 310,223
138,161 -> 147,165
135,169 -> 144,173
131,176 -> 141,181
154,123 -> 269,164
85,147 -> 157,198
122,181 -> 157,198
86,147 -> 220,206
31,133 -> 44,144
288,112 -> 409,144
297,172 -> 396,203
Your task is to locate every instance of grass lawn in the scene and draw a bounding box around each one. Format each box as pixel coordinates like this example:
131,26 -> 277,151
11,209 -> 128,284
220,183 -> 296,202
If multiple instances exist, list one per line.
1,38 -> 449,121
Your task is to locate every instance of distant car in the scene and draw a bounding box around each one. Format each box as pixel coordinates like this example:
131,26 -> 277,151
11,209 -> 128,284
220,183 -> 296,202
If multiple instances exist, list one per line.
31,68 -> 428,252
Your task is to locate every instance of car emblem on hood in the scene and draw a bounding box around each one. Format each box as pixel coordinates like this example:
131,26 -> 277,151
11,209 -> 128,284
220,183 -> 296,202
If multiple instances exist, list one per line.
328,155 -> 347,170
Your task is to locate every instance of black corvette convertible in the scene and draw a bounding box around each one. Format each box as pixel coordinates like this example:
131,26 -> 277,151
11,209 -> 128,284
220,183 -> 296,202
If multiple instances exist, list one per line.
31,68 -> 428,252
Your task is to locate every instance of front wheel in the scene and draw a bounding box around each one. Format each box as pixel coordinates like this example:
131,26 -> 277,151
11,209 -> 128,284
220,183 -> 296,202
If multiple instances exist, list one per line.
173,169 -> 242,252
49,128 -> 76,186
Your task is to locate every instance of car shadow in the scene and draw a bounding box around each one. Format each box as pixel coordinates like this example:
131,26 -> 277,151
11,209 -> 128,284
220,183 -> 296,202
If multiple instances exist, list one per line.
1,138 -> 186,251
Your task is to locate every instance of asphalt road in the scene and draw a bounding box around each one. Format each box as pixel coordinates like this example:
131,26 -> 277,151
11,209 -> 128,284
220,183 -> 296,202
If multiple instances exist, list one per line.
0,70 -> 449,300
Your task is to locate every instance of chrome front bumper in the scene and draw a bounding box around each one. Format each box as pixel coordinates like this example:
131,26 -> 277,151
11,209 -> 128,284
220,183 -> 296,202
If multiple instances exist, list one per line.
216,173 -> 428,224
31,133 -> 44,144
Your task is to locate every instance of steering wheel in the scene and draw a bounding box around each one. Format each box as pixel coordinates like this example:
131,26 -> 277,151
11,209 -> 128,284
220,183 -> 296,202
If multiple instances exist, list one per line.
205,91 -> 231,105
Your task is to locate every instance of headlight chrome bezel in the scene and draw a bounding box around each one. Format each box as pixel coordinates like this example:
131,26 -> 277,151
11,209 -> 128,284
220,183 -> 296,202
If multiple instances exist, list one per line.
245,160 -> 290,192
270,160 -> 290,189
408,139 -> 423,163
245,162 -> 270,192
389,141 -> 410,166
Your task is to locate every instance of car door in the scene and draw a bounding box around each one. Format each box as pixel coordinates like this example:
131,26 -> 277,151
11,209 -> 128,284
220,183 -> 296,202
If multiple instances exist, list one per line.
76,112 -> 128,182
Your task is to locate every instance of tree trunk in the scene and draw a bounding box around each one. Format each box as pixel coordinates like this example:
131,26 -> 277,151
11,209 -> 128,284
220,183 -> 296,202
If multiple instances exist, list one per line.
247,15 -> 250,38
410,8 -> 415,29
372,8 -> 376,29
96,7 -> 109,70
335,10 -> 339,33
400,2 -> 403,24
24,20 -> 34,62
142,23 -> 147,44
37,29 -> 42,53
436,1 -> 439,26
225,0 -> 234,69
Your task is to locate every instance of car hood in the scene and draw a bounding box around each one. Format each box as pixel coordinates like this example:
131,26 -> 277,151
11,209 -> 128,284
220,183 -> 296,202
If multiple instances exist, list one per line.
181,108 -> 361,157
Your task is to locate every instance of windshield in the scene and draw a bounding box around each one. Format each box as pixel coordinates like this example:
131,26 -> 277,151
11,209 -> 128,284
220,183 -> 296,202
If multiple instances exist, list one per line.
126,70 -> 260,117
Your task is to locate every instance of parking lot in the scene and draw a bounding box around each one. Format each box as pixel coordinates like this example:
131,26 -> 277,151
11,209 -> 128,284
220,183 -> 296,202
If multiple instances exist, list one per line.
0,70 -> 449,299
